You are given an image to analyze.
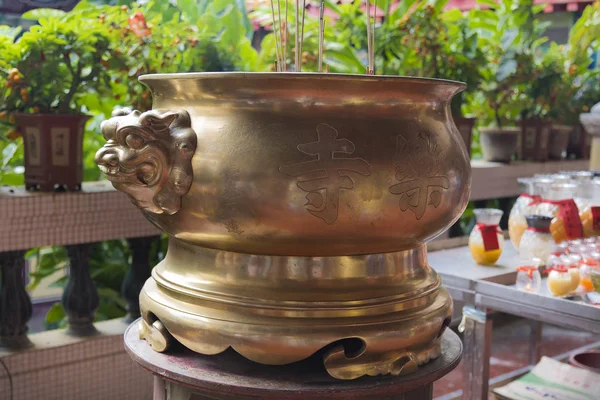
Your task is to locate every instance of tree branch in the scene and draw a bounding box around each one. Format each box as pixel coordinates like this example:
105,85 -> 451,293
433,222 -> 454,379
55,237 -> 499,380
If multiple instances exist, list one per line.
60,59 -> 82,114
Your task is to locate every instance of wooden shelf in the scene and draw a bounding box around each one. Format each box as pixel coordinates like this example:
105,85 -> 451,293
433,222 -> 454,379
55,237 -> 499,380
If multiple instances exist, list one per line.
1,159 -> 590,251
470,159 -> 589,201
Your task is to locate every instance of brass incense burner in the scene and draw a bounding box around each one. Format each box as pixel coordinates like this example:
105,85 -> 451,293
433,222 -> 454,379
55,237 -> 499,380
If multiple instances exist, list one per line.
96,72 -> 471,380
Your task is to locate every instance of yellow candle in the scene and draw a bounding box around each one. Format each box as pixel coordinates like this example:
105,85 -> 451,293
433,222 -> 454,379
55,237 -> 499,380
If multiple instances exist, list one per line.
547,270 -> 573,296
568,267 -> 580,292
469,243 -> 502,266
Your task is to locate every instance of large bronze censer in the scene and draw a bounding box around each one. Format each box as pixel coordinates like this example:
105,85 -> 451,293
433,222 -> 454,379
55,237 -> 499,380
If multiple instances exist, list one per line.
96,72 -> 471,380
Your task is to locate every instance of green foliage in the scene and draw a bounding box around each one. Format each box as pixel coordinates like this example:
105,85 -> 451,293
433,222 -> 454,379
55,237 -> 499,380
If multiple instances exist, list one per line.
0,0 -> 258,185
386,1 -> 487,116
473,0 -> 550,127
250,0 -> 365,73
27,237 -> 167,329
0,8 -> 116,116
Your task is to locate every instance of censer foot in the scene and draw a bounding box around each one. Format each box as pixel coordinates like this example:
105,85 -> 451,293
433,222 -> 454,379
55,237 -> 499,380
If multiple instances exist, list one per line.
136,243 -> 453,380
138,318 -> 173,353
138,276 -> 452,380
323,337 -> 443,380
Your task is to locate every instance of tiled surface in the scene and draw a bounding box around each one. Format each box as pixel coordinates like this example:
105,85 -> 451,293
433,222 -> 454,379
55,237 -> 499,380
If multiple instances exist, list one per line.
18,305 -> 600,399
1,181 -> 159,251
0,329 -> 153,400
433,315 -> 600,398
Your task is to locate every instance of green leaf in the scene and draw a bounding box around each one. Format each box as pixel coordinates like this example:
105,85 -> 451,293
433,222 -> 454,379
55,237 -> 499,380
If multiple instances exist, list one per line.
45,302 -> 66,326
441,9 -> 463,23
96,287 -> 127,309
22,9 -> 66,21
391,0 -> 418,20
325,47 -> 365,74
496,58 -> 517,83
24,248 -> 40,260
433,0 -> 450,13
0,26 -> 22,40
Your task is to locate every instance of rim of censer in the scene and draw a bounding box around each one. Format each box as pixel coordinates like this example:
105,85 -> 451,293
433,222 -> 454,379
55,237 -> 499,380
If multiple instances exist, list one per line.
139,71 -> 466,89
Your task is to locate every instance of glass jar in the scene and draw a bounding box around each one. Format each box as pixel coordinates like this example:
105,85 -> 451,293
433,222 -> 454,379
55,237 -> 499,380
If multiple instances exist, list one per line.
579,253 -> 599,292
508,178 -> 547,250
547,266 -> 574,297
591,266 -> 600,293
537,182 -> 584,243
579,180 -> 600,238
560,171 -> 594,181
516,266 -> 542,293
556,255 -> 581,292
519,215 -> 554,265
469,209 -> 504,266
546,243 -> 567,267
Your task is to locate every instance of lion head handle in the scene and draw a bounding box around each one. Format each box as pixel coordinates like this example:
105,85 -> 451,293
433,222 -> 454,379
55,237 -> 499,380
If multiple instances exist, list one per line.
95,108 -> 197,215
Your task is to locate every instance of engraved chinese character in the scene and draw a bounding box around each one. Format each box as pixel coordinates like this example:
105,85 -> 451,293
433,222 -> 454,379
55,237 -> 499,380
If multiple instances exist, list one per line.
279,123 -> 371,224
389,129 -> 450,220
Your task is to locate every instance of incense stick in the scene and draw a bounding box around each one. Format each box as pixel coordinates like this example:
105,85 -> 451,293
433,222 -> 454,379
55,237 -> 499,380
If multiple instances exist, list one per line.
299,0 -> 306,72
270,0 -> 282,71
372,0 -> 377,74
284,0 -> 289,71
318,0 -> 325,72
277,0 -> 285,71
366,0 -> 372,74
295,0 -> 300,71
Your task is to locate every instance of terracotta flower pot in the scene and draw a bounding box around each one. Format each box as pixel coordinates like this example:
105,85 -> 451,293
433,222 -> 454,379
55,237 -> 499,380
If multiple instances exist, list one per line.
480,127 -> 519,163
548,125 -> 573,160
453,116 -> 476,158
569,350 -> 600,374
13,113 -> 90,191
519,119 -> 552,162
567,124 -> 591,159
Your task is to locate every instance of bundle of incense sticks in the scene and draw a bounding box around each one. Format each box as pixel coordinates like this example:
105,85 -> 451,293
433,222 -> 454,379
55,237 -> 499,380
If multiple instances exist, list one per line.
268,0 -> 376,73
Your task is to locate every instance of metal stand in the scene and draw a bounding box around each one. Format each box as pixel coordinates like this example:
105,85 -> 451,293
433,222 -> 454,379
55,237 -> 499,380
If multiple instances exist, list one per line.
125,320 -> 462,400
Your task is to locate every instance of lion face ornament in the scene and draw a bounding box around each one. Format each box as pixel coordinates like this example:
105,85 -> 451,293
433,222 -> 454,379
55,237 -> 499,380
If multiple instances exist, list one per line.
95,108 -> 197,215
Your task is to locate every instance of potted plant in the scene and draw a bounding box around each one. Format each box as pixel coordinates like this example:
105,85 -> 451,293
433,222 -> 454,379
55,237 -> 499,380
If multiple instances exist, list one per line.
474,0 -> 548,162
554,3 -> 600,159
91,1 -> 247,112
566,73 -> 600,159
392,1 -> 487,156
0,9 -> 116,191
439,8 -> 487,157
520,44 -> 567,160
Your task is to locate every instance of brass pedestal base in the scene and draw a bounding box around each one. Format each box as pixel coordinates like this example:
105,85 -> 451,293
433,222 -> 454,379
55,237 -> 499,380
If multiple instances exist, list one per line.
139,239 -> 452,380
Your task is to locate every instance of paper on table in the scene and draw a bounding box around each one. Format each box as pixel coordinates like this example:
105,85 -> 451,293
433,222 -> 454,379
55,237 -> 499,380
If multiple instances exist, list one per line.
493,356 -> 600,400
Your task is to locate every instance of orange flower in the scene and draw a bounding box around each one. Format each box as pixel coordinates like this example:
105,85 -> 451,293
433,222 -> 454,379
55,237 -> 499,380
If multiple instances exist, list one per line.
0,111 -> 6,120
129,12 -> 151,38
7,129 -> 21,141
187,37 -> 198,48
569,65 -> 578,76
32,107 -> 40,113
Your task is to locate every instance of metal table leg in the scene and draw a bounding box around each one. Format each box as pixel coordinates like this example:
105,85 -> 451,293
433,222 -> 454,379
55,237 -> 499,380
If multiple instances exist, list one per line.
528,320 -> 543,366
461,307 -> 492,400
